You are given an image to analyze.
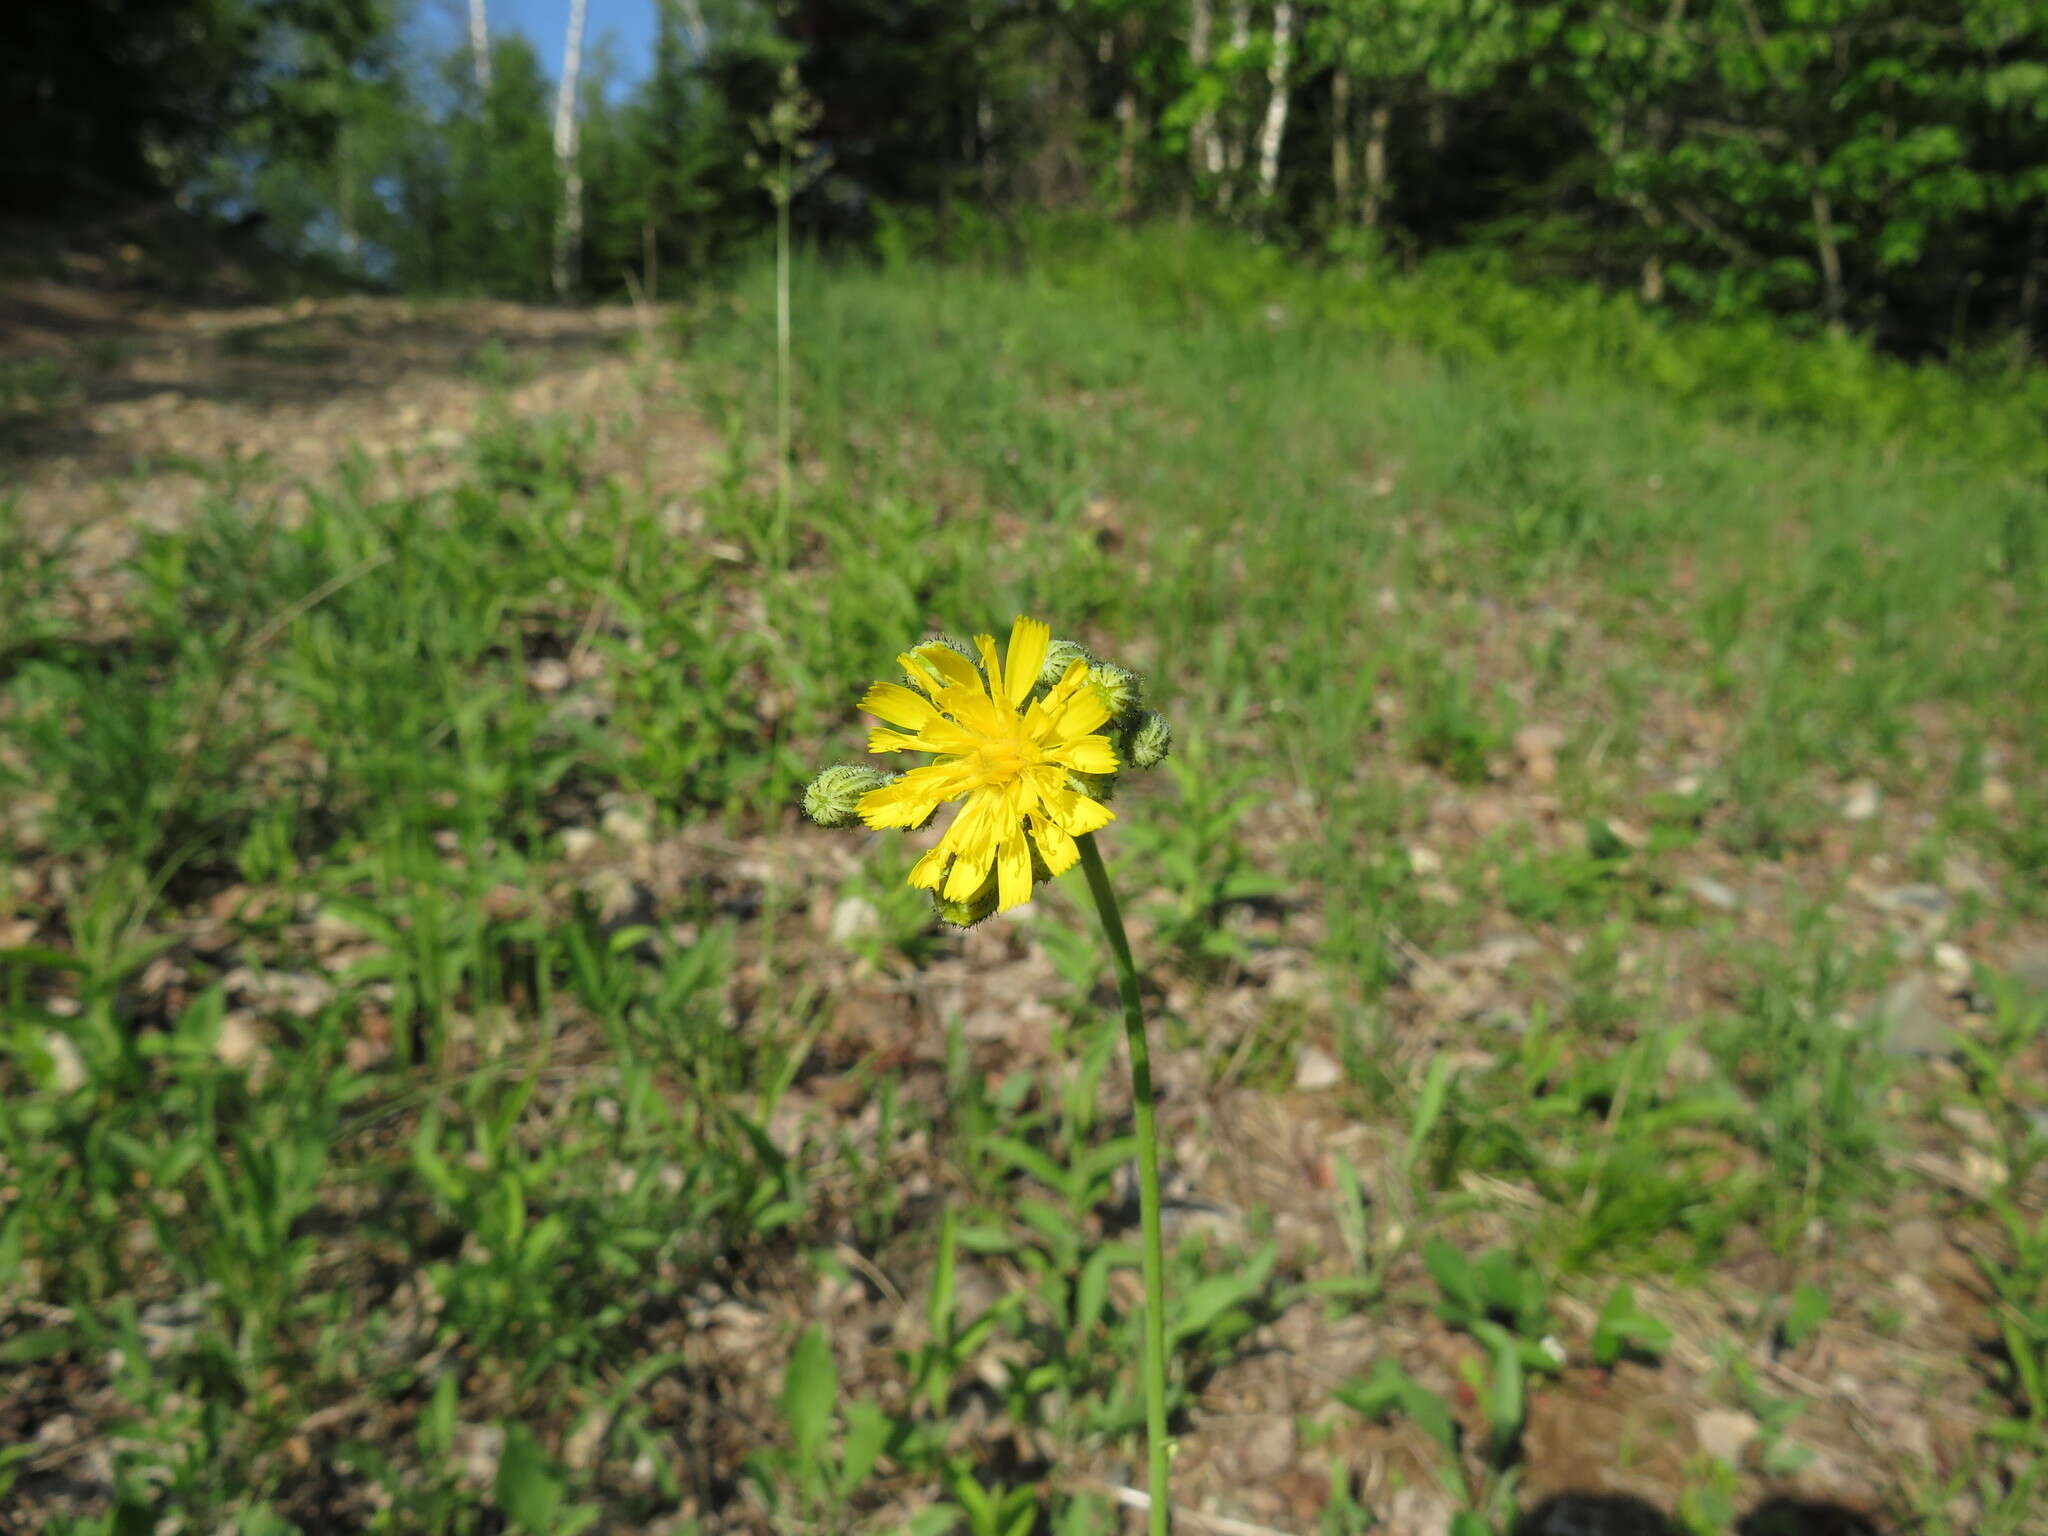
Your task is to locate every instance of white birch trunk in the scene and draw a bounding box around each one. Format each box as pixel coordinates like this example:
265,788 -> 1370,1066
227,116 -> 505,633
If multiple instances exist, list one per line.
1256,0 -> 1293,200
551,0 -> 590,298
468,0 -> 492,95
673,0 -> 708,55
1190,0 -> 1222,176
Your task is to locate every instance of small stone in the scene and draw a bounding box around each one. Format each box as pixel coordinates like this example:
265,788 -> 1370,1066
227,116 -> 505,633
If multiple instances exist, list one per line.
42,1030 -> 87,1093
1931,943 -> 1972,993
1869,884 -> 1951,919
1663,1041 -> 1716,1089
1980,777 -> 2013,811
214,1011 -> 264,1069
1470,934 -> 1540,971
1687,875 -> 1741,912
1514,724 -> 1566,784
1842,781 -> 1881,821
1695,1407 -> 1759,1465
1870,976 -> 1952,1058
450,1421 -> 503,1487
1941,855 -> 1995,902
1294,1044 -> 1343,1092
529,658 -> 572,693
1407,845 -> 1444,877
559,827 -> 600,860
829,895 -> 881,943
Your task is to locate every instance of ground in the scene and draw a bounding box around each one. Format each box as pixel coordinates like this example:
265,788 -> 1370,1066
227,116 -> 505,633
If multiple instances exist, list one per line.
1,242 -> 2044,1536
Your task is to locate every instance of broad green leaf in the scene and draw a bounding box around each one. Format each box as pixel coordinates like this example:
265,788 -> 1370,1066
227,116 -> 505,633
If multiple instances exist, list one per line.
781,1325 -> 837,1467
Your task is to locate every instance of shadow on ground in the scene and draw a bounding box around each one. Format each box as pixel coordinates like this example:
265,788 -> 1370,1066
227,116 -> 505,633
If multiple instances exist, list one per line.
1523,1492 -> 1886,1535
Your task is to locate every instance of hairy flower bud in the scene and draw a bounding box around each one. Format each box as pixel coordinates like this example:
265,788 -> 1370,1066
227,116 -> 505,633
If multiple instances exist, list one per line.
930,868 -> 1000,927
1125,711 -> 1173,770
1088,662 -> 1143,722
802,763 -> 891,828
1040,637 -> 1094,689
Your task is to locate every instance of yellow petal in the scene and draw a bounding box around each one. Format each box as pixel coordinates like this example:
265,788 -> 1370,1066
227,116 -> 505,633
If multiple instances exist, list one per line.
1003,617 -> 1051,708
939,791 -> 1004,896
1048,735 -> 1118,775
1047,685 -> 1111,741
859,762 -> 968,828
1030,817 -> 1079,878
861,682 -> 940,730
907,845 -> 951,891
1044,786 -> 1115,837
913,644 -> 984,695
996,825 -> 1033,911
973,633 -> 1005,705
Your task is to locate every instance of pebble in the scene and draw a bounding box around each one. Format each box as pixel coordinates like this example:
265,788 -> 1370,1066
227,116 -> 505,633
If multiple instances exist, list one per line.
1687,875 -> 1741,912
828,895 -> 881,943
1868,884 -> 1951,920
1294,1044 -> 1343,1092
1695,1407 -> 1760,1465
1870,976 -> 1952,1058
1842,781 -> 1881,821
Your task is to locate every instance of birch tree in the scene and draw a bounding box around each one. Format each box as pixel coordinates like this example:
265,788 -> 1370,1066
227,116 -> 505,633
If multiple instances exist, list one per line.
551,0 -> 591,298
1255,0 -> 1293,200
468,0 -> 492,95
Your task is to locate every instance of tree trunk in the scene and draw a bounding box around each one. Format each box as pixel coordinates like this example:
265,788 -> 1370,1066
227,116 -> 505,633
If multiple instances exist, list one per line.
1117,85 -> 1139,215
1362,103 -> 1389,227
1218,0 -> 1252,208
468,0 -> 492,95
1189,0 -> 1221,178
673,0 -> 707,55
337,121 -> 358,262
1330,64 -> 1350,211
1801,147 -> 1844,328
1255,1 -> 1294,202
551,0 -> 590,299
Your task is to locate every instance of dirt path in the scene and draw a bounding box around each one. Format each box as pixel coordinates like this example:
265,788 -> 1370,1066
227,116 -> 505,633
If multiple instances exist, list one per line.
2,286 -> 710,575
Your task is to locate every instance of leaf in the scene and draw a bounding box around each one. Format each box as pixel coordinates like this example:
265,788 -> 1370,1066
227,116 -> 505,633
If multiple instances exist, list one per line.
0,1327 -> 72,1365
1168,1243 -> 1276,1344
1592,1283 -> 1671,1366
1336,1357 -> 1460,1462
1780,1281 -> 1828,1349
494,1423 -> 563,1532
1404,1057 -> 1458,1172
1424,1237 -> 1481,1321
1485,1329 -> 1525,1463
780,1325 -> 837,1467
838,1398 -> 891,1491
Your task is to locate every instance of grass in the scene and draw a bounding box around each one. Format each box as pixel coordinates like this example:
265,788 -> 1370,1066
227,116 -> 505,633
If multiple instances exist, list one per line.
2,225 -> 2046,1534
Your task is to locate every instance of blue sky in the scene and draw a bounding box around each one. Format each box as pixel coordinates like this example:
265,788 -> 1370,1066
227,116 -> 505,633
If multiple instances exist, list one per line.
417,0 -> 665,99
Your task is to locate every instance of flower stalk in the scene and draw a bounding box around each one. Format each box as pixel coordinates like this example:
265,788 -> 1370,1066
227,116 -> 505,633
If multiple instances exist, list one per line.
1077,832 -> 1171,1536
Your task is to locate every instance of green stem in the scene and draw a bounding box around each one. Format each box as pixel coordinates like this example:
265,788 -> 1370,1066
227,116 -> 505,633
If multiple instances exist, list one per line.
774,160 -> 792,571
1076,832 -> 1170,1536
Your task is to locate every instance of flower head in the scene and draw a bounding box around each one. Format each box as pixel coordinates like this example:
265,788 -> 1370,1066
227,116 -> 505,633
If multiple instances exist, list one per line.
855,616 -> 1119,914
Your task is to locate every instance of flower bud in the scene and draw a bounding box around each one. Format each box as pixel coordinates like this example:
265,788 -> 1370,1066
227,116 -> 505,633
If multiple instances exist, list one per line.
1088,662 -> 1143,722
1070,770 -> 1119,803
930,868 -> 1000,927
1125,711 -> 1173,770
1040,638 -> 1094,688
802,763 -> 891,828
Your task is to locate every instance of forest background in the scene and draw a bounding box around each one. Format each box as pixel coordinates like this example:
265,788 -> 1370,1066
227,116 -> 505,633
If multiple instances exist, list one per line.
10,0 -> 2048,358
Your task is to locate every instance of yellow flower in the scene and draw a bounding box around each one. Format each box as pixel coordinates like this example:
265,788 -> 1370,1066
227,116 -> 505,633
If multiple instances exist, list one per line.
856,616 -> 1119,913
